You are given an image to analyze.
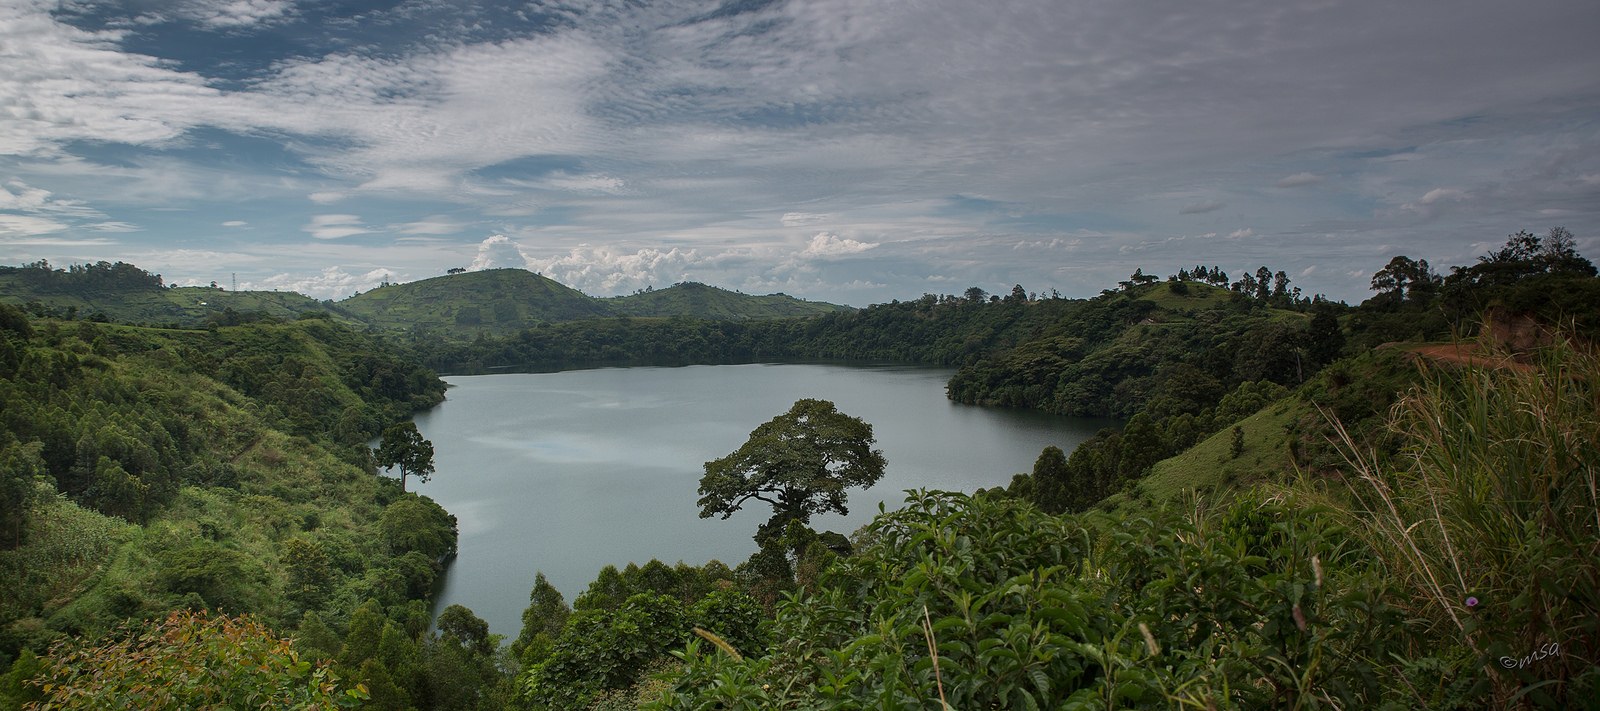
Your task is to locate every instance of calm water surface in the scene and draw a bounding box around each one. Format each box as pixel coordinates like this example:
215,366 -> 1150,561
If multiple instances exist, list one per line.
409,363 -> 1110,637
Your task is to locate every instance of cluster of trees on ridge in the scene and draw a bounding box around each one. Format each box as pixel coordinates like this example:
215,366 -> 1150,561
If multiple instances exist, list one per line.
0,226 -> 1596,709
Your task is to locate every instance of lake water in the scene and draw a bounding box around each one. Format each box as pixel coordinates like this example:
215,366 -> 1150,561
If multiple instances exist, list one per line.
408,363 -> 1111,638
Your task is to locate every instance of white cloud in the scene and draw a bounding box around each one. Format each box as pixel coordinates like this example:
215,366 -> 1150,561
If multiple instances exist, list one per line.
307,192 -> 346,204
222,220 -> 247,227
1276,172 -> 1323,188
781,212 -> 828,227
303,214 -> 372,240
161,0 -> 296,29
1397,187 -> 1469,218
799,232 -> 877,258
84,221 -> 141,232
1180,200 -> 1226,215
1418,188 -> 1465,205
0,179 -> 101,218
468,234 -> 532,271
0,213 -> 69,236
539,173 -> 627,195
525,244 -> 705,294
394,216 -> 468,235
252,265 -> 397,300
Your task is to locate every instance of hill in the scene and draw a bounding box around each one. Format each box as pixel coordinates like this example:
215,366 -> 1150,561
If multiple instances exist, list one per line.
0,263 -> 336,326
0,309 -> 453,669
605,281 -> 848,320
1,263 -> 852,336
337,268 -> 610,334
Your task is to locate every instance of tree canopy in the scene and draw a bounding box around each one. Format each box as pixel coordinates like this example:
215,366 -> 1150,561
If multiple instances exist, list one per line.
375,422 -> 434,492
697,398 -> 886,541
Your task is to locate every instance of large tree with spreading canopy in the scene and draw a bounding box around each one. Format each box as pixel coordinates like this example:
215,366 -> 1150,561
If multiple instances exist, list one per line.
697,398 -> 886,542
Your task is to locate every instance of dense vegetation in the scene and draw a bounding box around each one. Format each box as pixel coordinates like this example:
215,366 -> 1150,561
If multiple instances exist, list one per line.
2,226 -> 1596,708
0,309 -> 479,708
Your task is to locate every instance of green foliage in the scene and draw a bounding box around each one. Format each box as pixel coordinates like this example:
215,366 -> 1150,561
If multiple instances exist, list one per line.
155,538 -> 269,612
515,572 -> 571,658
378,493 -> 458,561
525,592 -> 689,708
698,399 -> 887,543
0,439 -> 45,549
436,604 -> 493,656
654,490 -> 1400,709
283,537 -> 335,612
26,609 -> 364,709
375,421 -> 435,492
1028,445 -> 1070,514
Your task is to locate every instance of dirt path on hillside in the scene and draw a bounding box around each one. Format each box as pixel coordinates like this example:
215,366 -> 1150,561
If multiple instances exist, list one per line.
1406,343 -> 1533,371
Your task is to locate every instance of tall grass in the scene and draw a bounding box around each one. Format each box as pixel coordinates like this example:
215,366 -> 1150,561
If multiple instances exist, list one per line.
1330,334 -> 1599,707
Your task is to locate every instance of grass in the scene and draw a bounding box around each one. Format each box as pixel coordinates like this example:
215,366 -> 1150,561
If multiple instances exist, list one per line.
1102,395 -> 1305,513
1303,334 -> 1600,707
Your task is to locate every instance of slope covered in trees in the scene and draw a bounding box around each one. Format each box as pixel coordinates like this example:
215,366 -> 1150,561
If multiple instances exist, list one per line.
0,308 -> 484,708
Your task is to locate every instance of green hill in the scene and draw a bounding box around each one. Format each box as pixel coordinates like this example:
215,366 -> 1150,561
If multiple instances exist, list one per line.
0,264 -> 336,326
1,263 -> 851,336
337,268 -> 610,335
605,281 -> 849,320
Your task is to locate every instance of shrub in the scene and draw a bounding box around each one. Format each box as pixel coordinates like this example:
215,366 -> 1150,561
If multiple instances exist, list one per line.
25,609 -> 364,709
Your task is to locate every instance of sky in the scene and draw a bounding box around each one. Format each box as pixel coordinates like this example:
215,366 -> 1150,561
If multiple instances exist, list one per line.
2,0 -> 1599,305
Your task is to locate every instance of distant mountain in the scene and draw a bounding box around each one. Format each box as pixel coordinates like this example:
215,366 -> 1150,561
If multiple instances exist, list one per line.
605,281 -> 850,320
1,263 -> 852,334
338,269 -> 612,334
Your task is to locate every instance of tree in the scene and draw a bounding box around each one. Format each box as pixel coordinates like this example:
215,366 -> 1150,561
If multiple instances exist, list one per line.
514,572 -> 571,660
1369,256 -> 1440,306
375,422 -> 434,492
697,398 -> 886,543
1030,446 -> 1070,514
0,438 -> 44,549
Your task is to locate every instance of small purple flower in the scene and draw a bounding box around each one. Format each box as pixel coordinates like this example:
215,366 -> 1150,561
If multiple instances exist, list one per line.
1466,596 -> 1479,609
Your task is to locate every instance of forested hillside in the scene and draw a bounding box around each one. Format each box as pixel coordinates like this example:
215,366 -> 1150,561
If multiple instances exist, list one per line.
0,263 -> 848,337
0,261 -> 340,327
0,308 -> 504,707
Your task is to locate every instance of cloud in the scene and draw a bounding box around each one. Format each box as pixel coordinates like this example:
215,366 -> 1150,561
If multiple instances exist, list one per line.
468,234 -> 532,271
0,214 -> 69,237
307,192 -> 346,204
539,173 -> 627,194
1396,187 -> 1469,218
1276,172 -> 1324,188
394,216 -> 468,235
799,232 -> 877,258
1180,200 -> 1226,215
525,244 -> 706,294
252,265 -> 397,300
167,0 -> 297,29
222,220 -> 247,227
781,212 -> 828,227
1418,188 -> 1465,205
0,179 -> 100,218
303,214 -> 372,240
84,221 -> 141,232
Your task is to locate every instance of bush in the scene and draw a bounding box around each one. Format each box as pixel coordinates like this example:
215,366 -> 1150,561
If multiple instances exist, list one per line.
25,610 -> 364,709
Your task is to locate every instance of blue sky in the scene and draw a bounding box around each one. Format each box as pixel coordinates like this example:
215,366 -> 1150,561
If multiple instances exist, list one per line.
2,0 -> 1599,304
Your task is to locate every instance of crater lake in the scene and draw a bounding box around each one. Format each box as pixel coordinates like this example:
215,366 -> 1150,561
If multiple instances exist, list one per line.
407,363 -> 1112,637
